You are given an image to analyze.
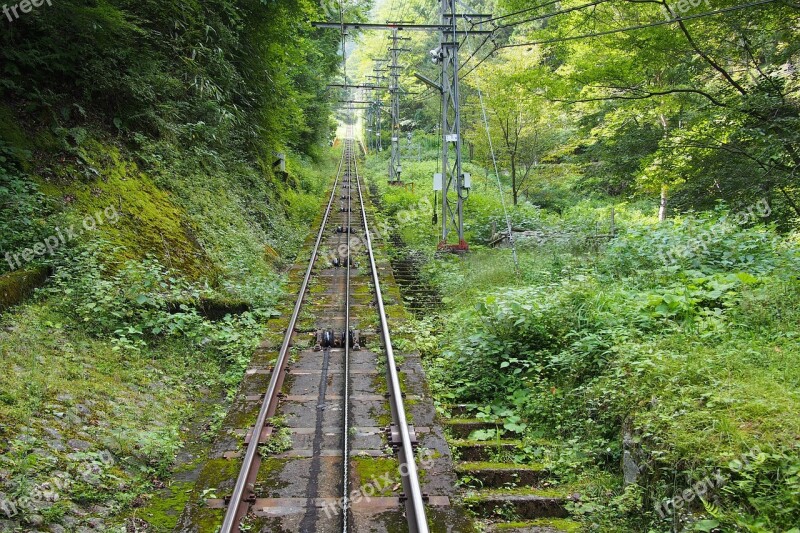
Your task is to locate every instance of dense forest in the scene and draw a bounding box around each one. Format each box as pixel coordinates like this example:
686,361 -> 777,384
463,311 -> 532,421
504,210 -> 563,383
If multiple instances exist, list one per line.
356,0 -> 800,221
0,0 -> 798,531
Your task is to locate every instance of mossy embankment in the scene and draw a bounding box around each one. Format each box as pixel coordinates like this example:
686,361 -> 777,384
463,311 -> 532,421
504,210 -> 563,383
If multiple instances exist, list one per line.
0,100 -> 341,531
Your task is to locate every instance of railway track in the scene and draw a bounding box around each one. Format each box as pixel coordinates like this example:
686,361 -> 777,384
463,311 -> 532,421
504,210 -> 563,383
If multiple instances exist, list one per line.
176,131 -> 473,532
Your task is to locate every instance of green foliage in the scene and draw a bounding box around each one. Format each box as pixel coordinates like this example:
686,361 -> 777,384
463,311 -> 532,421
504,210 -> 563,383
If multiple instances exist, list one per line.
0,141 -> 51,259
258,417 -> 293,456
44,242 -> 277,388
577,115 -> 663,197
386,184 -> 800,530
0,0 -> 342,157
600,208 -> 789,279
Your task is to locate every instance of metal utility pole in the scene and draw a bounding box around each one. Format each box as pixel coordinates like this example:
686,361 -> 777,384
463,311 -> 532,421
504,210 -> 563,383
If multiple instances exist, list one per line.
367,67 -> 387,152
365,104 -> 374,151
372,59 -> 387,151
367,59 -> 387,152
375,95 -> 383,153
314,14 -> 492,249
431,3 -> 491,251
388,28 -> 411,185
439,0 -> 465,249
369,103 -> 379,152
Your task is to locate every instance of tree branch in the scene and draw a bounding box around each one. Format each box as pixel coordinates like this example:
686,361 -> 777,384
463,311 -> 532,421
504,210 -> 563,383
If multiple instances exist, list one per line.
550,87 -> 730,108
666,0 -> 749,96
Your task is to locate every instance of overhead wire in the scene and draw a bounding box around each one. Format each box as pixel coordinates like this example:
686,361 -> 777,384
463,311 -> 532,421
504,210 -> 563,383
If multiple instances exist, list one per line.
475,0 -> 564,25
460,0 -> 616,80
498,0 -> 780,49
459,32 -> 494,74
459,3 -> 520,274
495,0 -> 612,30
459,45 -> 497,80
458,0 -> 781,80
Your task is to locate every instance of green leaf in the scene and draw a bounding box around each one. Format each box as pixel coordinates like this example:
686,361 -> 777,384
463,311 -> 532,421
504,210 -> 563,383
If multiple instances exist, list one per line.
735,272 -> 758,284
470,429 -> 497,441
693,520 -> 719,531
504,422 -> 527,434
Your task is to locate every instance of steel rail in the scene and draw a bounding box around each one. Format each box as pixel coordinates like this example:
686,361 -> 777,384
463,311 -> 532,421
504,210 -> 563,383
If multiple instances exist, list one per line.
352,151 -> 430,533
220,148 -> 347,533
342,135 -> 354,532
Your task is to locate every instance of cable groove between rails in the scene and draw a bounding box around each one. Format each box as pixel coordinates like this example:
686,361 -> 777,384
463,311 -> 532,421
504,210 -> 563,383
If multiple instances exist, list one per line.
219,147 -> 347,533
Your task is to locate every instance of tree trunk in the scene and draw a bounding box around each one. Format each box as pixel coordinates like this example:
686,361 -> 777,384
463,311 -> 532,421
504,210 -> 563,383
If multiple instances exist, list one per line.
780,187 -> 800,218
658,112 -> 670,223
511,156 -> 518,206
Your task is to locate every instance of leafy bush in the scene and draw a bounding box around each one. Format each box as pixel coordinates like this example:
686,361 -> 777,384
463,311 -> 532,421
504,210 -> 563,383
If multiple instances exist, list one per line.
44,242 -> 276,386
0,142 -> 52,268
601,210 -> 791,280
408,200 -> 800,530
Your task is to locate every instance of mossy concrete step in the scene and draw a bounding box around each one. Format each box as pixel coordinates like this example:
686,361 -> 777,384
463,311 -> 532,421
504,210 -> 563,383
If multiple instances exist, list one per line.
445,418 -> 513,439
451,439 -> 522,462
484,518 -> 582,532
464,490 -> 577,520
443,404 -> 473,417
0,266 -> 50,313
455,461 -> 549,488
